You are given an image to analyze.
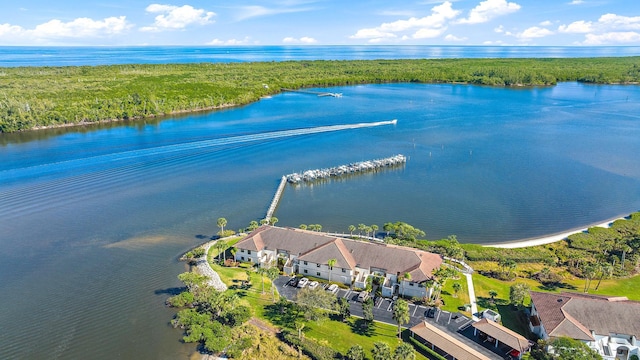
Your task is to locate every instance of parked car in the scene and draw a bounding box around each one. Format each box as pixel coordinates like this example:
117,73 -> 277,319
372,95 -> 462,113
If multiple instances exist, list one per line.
357,291 -> 369,302
425,307 -> 436,318
326,284 -> 339,294
308,281 -> 319,290
297,277 -> 309,288
287,277 -> 299,287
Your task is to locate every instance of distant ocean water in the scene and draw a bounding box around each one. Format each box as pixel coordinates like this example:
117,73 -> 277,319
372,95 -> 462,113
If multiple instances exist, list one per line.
1,45 -> 640,67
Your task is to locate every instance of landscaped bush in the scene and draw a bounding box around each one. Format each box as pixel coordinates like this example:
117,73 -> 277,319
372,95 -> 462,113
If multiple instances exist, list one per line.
409,336 -> 447,360
281,330 -> 340,360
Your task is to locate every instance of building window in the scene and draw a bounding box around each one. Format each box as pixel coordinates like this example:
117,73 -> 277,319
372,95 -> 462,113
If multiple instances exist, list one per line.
247,250 -> 251,255
409,283 -> 414,286
240,249 -> 245,253
241,256 -> 245,261
304,269 -> 308,274
342,269 -> 346,273
316,263 -> 321,268
316,272 -> 321,276
303,261 -> 308,265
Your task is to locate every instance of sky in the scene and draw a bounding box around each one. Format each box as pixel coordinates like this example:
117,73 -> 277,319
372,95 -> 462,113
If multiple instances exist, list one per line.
0,0 -> 639,46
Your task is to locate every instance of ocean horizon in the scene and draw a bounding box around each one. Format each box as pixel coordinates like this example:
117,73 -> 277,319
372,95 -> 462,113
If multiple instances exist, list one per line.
2,45 -> 640,67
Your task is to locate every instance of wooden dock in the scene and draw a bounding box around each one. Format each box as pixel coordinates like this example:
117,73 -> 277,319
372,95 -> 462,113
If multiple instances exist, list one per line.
264,155 -> 406,220
265,176 -> 287,223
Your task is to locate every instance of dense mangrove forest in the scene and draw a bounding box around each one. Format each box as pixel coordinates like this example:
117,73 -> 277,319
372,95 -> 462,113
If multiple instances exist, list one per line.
1,57 -> 640,133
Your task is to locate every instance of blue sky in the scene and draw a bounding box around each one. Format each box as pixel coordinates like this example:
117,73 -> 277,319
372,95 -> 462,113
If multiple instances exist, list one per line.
0,0 -> 639,46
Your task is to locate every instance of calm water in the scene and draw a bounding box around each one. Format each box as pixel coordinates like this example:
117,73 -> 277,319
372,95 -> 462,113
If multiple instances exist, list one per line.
2,45 -> 640,67
1,48 -> 640,359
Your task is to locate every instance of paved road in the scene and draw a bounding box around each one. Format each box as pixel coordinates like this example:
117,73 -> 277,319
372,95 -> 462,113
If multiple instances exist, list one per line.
275,276 -> 426,329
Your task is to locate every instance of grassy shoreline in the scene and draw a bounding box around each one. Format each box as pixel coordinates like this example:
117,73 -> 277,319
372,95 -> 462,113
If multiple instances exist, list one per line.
2,57 -> 640,133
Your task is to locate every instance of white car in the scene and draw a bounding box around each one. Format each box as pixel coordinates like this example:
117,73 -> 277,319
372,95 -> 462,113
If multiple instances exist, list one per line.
308,281 -> 319,290
297,277 -> 309,288
326,284 -> 339,294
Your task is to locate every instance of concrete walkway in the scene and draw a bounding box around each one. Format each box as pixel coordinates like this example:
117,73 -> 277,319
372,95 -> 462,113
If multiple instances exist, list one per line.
464,272 -> 479,321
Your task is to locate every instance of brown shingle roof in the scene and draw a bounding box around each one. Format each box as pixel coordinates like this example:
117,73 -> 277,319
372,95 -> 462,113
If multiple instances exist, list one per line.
472,318 -> 531,352
298,238 -> 357,269
411,321 -> 494,360
530,291 -> 640,340
235,226 -> 442,280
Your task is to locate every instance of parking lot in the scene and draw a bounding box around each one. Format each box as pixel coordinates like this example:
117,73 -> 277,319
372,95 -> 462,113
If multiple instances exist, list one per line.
275,276 -> 426,328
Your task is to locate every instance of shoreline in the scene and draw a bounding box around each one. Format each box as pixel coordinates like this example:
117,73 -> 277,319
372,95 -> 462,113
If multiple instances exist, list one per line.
25,102 -> 241,133
483,215 -> 629,249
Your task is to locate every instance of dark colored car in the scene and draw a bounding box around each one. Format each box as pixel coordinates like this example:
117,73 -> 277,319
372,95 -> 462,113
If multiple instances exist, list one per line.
288,277 -> 299,287
425,307 -> 436,318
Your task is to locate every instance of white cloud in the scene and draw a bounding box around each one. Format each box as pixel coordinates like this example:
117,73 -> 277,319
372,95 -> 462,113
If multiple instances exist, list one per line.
569,0 -> 584,4
141,4 -> 215,32
539,20 -> 552,27
444,34 -> 467,41
236,5 -> 313,21
557,13 -> 640,45
0,16 -> 131,44
494,25 -> 504,33
598,13 -> 640,30
33,17 -> 130,38
282,36 -> 317,44
583,31 -> 640,45
456,0 -> 521,25
207,37 -> 253,45
558,20 -> 593,33
350,1 -> 460,43
518,26 -> 553,39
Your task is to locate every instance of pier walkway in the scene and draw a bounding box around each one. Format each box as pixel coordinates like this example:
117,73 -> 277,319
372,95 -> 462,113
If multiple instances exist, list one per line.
263,153 -> 405,221
265,176 -> 287,223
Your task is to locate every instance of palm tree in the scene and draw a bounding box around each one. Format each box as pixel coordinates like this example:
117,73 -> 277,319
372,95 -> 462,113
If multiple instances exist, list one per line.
346,345 -> 365,360
488,289 -> 498,304
267,267 -> 280,302
595,262 -> 613,290
348,225 -> 355,235
216,240 -> 226,262
217,217 -> 227,235
371,224 -> 379,238
269,216 -> 279,226
383,222 -> 395,237
247,220 -> 259,232
295,321 -> 305,339
394,342 -> 416,360
392,299 -> 410,339
452,282 -> 462,298
358,223 -> 366,236
327,258 -> 337,282
371,342 -> 392,360
582,263 -> 597,293
299,224 -> 307,230
257,267 -> 267,294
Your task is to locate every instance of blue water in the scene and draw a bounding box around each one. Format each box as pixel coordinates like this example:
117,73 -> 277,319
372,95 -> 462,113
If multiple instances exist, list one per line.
1,46 -> 640,359
1,45 -> 640,67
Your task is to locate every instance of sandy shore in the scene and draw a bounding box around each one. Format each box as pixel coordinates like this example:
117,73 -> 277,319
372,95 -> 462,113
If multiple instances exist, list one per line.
484,216 -> 627,249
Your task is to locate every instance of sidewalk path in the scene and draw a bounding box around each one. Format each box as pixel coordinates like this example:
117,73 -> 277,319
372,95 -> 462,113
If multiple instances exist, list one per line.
464,272 -> 479,321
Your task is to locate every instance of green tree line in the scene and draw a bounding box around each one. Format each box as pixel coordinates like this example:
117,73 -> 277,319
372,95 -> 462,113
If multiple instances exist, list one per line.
1,57 -> 639,132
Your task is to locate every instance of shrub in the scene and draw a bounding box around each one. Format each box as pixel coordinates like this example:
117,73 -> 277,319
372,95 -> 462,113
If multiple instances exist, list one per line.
281,330 -> 340,360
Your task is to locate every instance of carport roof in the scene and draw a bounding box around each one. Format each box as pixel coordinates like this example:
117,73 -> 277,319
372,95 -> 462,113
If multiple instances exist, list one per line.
411,321 -> 493,360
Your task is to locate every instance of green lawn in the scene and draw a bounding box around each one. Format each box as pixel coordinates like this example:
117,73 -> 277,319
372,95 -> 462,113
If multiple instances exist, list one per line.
439,277 -> 470,314
303,318 -> 427,360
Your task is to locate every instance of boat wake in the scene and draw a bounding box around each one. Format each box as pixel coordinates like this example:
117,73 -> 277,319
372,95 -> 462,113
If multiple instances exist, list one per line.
1,119 -> 398,181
